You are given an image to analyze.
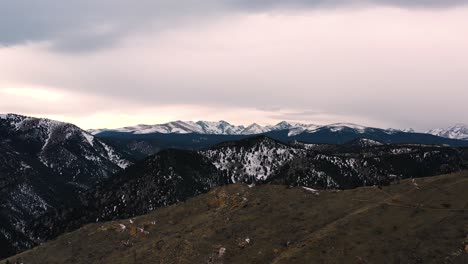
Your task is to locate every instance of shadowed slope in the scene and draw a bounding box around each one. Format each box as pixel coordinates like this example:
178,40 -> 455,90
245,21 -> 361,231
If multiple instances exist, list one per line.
4,171 -> 467,264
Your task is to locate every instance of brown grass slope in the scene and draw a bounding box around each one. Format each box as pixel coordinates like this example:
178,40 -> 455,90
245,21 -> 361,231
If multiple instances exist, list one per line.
3,171 -> 468,264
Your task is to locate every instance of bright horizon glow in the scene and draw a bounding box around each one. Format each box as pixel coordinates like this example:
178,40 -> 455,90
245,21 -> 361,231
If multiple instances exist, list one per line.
1,87 -> 64,102
1,106 -> 387,131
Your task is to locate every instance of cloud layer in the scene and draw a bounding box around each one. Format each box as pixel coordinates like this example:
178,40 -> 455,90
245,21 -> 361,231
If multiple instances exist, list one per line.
2,0 -> 468,50
1,1 -> 467,130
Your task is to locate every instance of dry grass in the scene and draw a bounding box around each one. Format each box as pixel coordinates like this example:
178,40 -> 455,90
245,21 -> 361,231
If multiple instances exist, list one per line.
3,171 -> 468,264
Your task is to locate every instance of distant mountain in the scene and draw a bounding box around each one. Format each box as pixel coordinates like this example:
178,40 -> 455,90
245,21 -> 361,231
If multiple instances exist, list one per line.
0,114 -> 130,259
89,120 -> 326,136
88,120 -> 468,142
90,120 -> 424,137
92,122 -> 468,160
427,124 -> 468,140
289,125 -> 468,146
89,120 -> 248,135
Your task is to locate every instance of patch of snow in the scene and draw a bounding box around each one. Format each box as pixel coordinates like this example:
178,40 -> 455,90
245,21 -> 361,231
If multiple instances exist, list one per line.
101,142 -> 130,169
390,148 -> 414,155
82,132 -> 95,146
8,184 -> 50,217
20,161 -> 32,170
302,187 -> 320,195
218,247 -> 226,257
84,154 -> 100,162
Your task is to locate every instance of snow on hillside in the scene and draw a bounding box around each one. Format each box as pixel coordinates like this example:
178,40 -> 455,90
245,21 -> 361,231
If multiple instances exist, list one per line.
350,138 -> 384,147
0,113 -> 133,258
200,137 -> 306,183
101,142 -> 131,169
0,114 -> 130,170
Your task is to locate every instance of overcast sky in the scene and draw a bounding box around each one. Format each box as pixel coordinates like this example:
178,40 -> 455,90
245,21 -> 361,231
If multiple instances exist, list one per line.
1,0 -> 467,131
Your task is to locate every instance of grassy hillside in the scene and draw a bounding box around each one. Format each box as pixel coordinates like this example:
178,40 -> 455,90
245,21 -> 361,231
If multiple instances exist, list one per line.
3,172 -> 468,264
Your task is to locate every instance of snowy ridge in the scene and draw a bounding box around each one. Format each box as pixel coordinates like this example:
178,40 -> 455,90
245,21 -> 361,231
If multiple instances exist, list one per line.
196,120 -> 246,135
0,114 -> 130,170
427,124 -> 468,140
89,120 -> 428,138
88,120 -> 380,136
240,123 -> 272,135
321,123 -> 368,133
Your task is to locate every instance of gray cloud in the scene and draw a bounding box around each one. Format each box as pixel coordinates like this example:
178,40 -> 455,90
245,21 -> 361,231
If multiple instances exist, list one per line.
1,1 -> 468,131
1,0 -> 468,51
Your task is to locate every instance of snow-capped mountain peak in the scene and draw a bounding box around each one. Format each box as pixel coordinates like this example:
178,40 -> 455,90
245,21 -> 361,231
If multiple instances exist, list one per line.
271,121 -> 294,130
88,119 -> 468,142
241,123 -> 271,135
323,123 -> 368,133
195,120 -> 245,135
89,120 -> 327,136
427,124 -> 468,140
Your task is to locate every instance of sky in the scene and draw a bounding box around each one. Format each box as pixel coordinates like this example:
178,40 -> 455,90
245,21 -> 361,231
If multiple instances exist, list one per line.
1,1 -> 467,131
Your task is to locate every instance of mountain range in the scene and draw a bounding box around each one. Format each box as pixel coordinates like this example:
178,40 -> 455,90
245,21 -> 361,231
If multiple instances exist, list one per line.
89,120 -> 468,141
427,124 -> 468,140
1,113 -> 468,261
88,120 -> 320,136
89,120 -> 468,158
91,121 -> 468,159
